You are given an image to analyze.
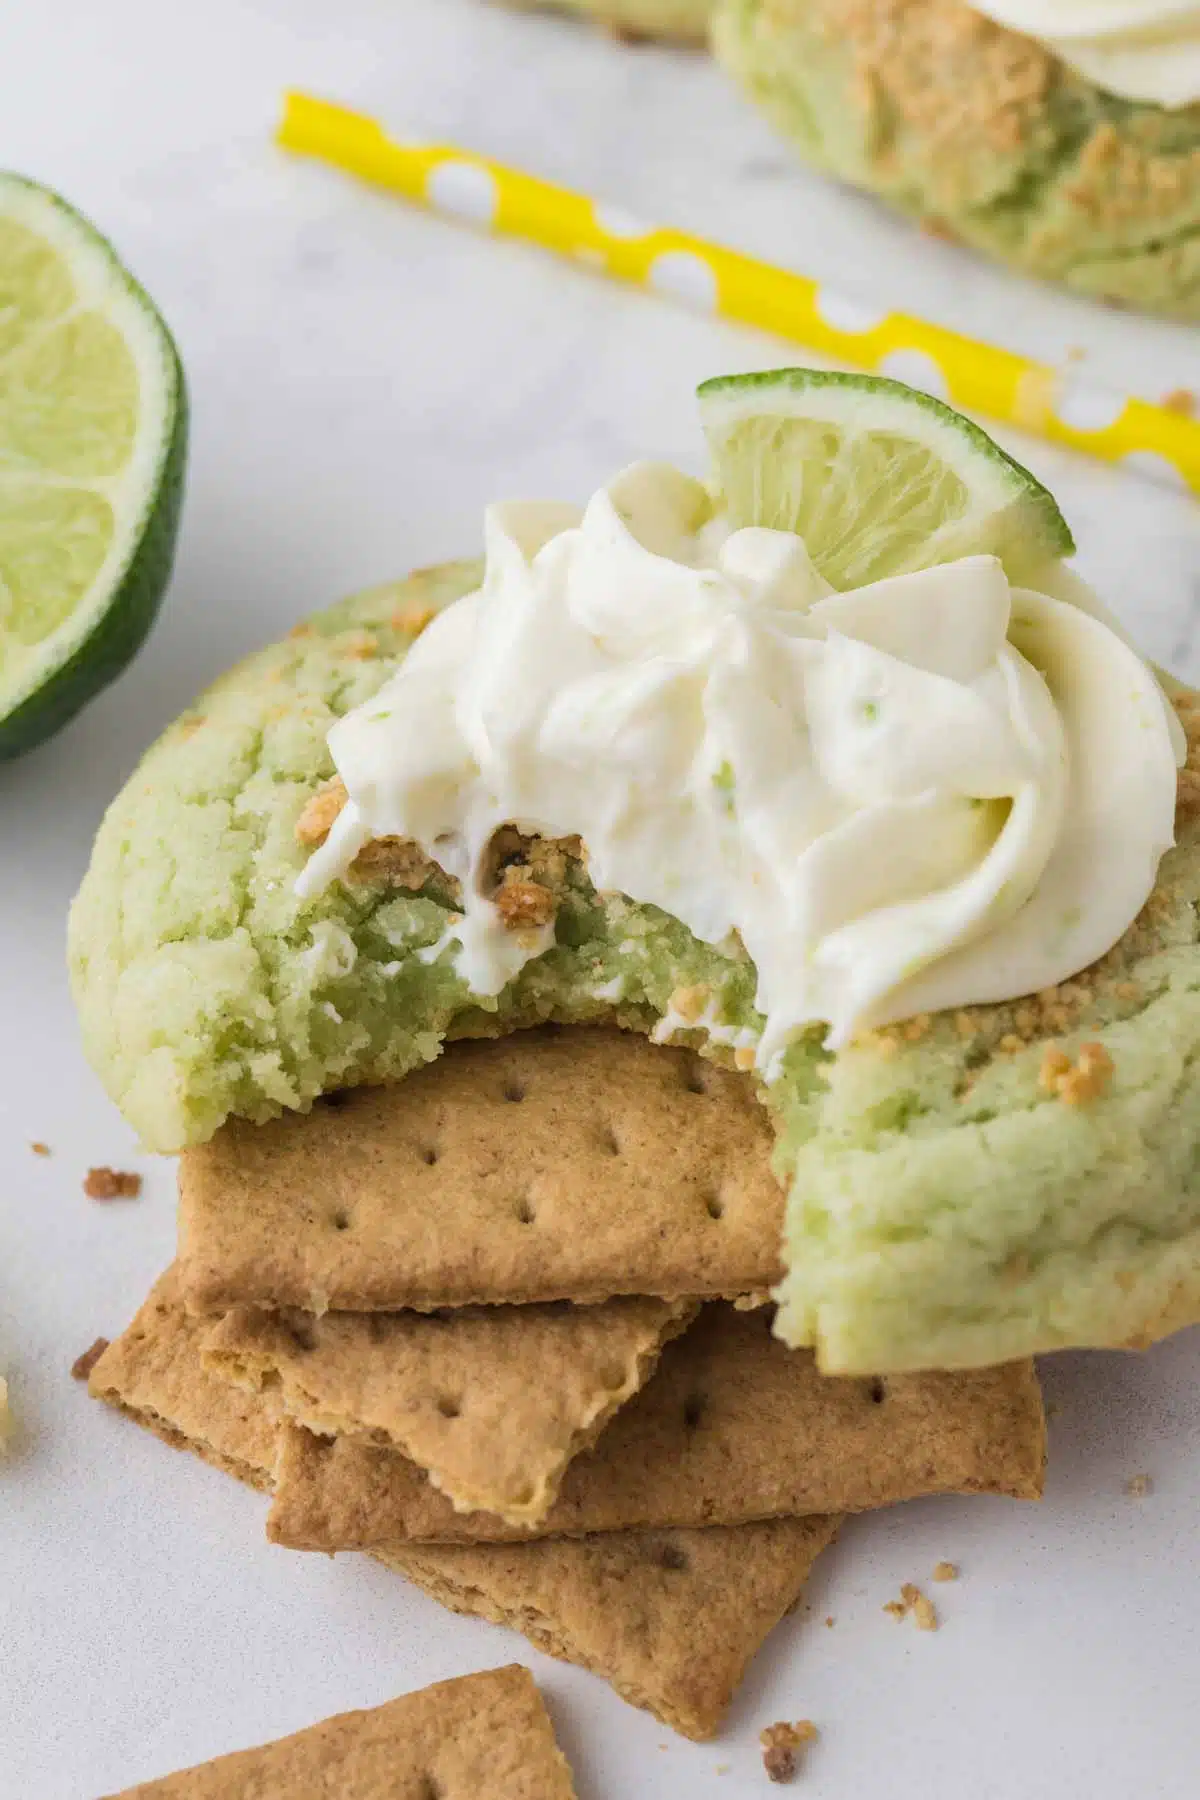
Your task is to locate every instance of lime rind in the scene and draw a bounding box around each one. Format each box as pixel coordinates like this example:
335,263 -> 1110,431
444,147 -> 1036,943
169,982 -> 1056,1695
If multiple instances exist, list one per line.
698,367 -> 1074,589
0,172 -> 186,759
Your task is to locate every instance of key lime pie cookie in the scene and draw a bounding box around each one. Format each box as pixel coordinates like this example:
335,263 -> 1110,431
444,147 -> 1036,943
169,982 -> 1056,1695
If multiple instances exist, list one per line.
508,0 -> 712,40
69,371 -> 1200,1373
713,0 -> 1200,319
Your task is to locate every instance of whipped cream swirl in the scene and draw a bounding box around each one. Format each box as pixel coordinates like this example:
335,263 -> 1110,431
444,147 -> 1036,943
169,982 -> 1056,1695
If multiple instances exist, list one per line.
298,463 -> 1182,1071
972,1 -> 1200,107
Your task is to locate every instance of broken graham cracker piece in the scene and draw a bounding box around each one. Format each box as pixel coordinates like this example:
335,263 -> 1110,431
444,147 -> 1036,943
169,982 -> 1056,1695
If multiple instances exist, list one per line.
88,1270 -> 281,1490
178,1028 -> 786,1313
379,1516 -> 838,1743
266,1305 -> 1045,1550
203,1295 -> 697,1525
101,1664 -> 578,1798
89,1275 -> 841,1742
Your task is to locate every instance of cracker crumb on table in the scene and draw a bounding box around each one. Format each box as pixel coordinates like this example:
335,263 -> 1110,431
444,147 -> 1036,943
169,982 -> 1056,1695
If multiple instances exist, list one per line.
71,1338 -> 110,1381
1125,1473 -> 1153,1498
933,1561 -> 958,1583
760,1720 -> 817,1783
886,1584 -> 939,1629
30,1142 -> 50,1157
83,1167 -> 142,1200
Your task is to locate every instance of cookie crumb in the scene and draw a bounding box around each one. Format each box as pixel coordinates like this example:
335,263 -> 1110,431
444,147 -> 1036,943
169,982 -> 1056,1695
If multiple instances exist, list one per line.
824,1614 -> 835,1627
1162,388 -> 1195,417
760,1721 -> 817,1783
932,1561 -> 958,1583
883,1599 -> 908,1620
83,1168 -> 142,1201
30,1141 -> 50,1157
71,1338 -> 110,1381
1125,1473 -> 1153,1498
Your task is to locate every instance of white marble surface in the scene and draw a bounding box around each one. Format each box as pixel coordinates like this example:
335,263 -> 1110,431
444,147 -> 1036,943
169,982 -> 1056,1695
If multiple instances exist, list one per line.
3,2 -> 1200,1796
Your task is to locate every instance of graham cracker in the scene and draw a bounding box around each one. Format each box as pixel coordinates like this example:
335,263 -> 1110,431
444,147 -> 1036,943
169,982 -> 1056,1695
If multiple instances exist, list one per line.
88,1270 -> 279,1491
88,1275 -> 840,1741
202,1295 -> 697,1525
376,1516 -> 838,1741
267,1304 -> 1045,1549
177,1028 -> 786,1313
102,1663 -> 578,1798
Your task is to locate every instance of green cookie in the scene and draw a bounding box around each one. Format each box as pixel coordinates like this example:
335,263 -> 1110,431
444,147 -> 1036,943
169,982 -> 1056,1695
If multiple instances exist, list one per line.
714,0 -> 1200,321
68,568 -> 1200,1373
506,0 -> 712,41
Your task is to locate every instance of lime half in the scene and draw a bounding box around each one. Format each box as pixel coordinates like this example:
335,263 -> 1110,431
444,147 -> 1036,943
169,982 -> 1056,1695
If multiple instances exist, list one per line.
0,174 -> 186,759
699,368 -> 1073,591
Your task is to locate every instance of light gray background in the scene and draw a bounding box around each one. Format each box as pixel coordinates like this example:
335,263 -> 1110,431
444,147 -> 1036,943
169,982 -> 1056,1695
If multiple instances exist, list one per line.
3,2 -> 1199,1795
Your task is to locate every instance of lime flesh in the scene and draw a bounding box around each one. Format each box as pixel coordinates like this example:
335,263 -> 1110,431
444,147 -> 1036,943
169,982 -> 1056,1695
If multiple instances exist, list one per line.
699,368 -> 1073,590
0,174 -> 186,759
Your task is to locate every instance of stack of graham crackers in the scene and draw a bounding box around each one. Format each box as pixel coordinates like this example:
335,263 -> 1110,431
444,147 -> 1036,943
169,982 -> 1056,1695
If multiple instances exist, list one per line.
88,1026 -> 1046,1741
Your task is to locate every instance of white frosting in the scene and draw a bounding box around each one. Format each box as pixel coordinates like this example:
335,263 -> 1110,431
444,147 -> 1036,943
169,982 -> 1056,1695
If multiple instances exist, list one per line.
297,462 -> 1182,1072
972,0 -> 1200,106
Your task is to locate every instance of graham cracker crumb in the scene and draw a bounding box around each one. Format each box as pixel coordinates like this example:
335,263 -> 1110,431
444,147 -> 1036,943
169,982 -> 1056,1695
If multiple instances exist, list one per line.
824,1614 -> 835,1627
295,777 -> 348,846
903,1583 -> 939,1631
1039,1041 -> 1113,1105
932,1561 -> 958,1583
392,603 -> 435,636
1162,388 -> 1195,417
669,985 -> 709,1024
30,1142 -> 50,1157
494,875 -> 556,930
349,835 -> 442,891
71,1337 -> 110,1381
887,1584 -> 938,1629
338,629 -> 379,660
83,1167 -> 142,1201
760,1721 -> 817,1783
1125,1473 -> 1153,1498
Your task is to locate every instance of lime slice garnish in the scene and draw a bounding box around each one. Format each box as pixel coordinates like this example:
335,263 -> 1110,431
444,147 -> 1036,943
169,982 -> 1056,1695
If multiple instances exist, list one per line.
699,368 -> 1074,590
0,173 -> 186,759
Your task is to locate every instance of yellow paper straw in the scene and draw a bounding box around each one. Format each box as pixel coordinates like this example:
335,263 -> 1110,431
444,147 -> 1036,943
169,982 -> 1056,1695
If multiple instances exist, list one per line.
279,92 -> 1200,498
